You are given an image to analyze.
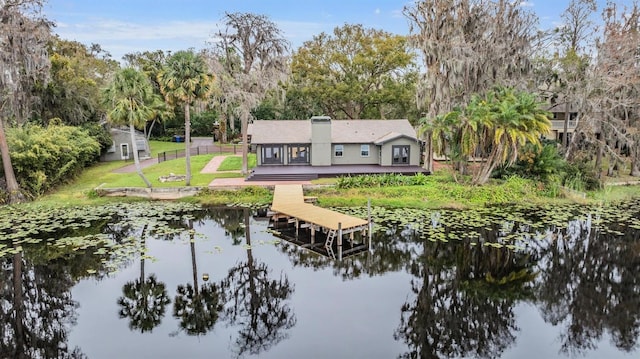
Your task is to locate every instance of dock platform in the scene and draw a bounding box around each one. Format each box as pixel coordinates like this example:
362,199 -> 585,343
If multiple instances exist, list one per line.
269,184 -> 371,259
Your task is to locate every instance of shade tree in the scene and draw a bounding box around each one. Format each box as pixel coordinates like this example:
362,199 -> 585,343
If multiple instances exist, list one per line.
288,23 -> 418,121
206,12 -> 290,175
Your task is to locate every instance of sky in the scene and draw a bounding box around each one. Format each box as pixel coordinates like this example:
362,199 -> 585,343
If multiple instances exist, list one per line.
43,0 -> 624,62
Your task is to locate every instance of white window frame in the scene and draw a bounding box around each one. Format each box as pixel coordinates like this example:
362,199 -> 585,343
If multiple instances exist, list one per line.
120,143 -> 130,160
360,144 -> 370,157
334,144 -> 344,157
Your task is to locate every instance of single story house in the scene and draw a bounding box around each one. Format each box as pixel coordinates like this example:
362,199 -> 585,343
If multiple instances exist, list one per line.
247,117 -> 424,179
100,128 -> 151,162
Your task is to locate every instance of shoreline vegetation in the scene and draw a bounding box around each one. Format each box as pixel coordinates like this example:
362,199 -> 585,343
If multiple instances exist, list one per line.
31,144 -> 640,210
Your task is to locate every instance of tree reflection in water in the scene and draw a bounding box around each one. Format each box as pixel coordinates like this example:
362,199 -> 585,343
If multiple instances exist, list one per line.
274,202 -> 640,358
219,208 -> 296,357
117,225 -> 171,333
0,201 -> 638,358
391,204 -> 640,359
0,248 -> 88,358
535,214 -> 640,356
394,222 -> 536,359
172,219 -> 223,336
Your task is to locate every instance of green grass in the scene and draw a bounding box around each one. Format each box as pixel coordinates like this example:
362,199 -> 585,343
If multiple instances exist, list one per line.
34,141 -> 640,209
216,154 -> 257,171
102,154 -> 222,188
35,141 -> 246,206
306,172 -> 558,210
148,140 -> 186,157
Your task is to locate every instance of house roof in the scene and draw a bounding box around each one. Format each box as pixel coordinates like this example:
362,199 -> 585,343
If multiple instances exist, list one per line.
547,103 -> 579,113
248,119 -> 418,144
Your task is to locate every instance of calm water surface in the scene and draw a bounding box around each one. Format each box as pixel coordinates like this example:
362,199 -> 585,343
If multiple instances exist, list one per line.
1,201 -> 638,359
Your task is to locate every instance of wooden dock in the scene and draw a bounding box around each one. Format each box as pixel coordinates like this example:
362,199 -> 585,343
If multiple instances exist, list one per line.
270,184 -> 371,259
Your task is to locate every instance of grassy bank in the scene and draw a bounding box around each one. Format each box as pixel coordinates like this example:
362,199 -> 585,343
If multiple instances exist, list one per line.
36,140 -> 247,207
32,140 -> 640,209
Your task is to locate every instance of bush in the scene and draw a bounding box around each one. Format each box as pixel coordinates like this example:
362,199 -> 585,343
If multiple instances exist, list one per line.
494,142 -> 564,183
191,110 -> 218,136
562,160 -> 602,191
336,173 -> 427,189
6,123 -> 101,197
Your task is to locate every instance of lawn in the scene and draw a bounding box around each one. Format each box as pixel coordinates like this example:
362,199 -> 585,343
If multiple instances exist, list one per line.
36,141 -> 252,206
217,155 -> 257,171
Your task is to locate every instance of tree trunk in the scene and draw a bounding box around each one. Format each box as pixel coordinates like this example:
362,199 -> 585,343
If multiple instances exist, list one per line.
473,142 -> 503,185
241,114 -> 248,176
595,141 -> 603,179
189,220 -> 198,296
220,113 -> 228,144
129,122 -> 152,188
229,111 -> 235,133
423,131 -> 434,173
563,103 -> 570,149
606,153 -> 616,177
184,103 -> 192,186
631,141 -> 640,177
146,119 -> 157,141
13,250 -> 26,359
0,118 -> 25,203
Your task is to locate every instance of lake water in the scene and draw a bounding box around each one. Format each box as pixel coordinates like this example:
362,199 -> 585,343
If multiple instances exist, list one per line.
1,201 -> 639,358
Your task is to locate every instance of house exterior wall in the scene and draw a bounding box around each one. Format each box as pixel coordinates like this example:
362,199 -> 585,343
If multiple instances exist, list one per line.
379,138 -> 420,166
332,143 -> 379,165
311,117 -> 332,166
100,130 -> 150,162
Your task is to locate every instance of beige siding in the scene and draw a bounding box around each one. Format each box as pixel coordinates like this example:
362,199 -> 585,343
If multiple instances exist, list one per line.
311,120 -> 332,165
379,138 -> 420,166
332,143 -> 379,165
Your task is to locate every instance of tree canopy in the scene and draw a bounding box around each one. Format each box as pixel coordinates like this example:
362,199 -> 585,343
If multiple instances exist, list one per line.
289,24 -> 417,121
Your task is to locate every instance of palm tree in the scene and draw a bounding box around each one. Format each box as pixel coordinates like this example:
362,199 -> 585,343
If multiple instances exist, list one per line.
470,88 -> 551,184
117,225 -> 171,333
172,219 -> 222,336
157,50 -> 214,186
118,275 -> 171,333
103,68 -> 157,188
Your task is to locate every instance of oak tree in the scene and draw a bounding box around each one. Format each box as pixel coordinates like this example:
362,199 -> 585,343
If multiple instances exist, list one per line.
207,12 -> 290,175
289,24 -> 417,121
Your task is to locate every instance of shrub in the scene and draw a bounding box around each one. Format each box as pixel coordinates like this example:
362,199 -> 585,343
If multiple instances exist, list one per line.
494,142 -> 564,183
562,160 -> 601,191
6,123 -> 101,197
335,173 -> 428,189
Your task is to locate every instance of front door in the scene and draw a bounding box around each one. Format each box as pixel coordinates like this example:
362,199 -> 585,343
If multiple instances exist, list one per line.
262,145 -> 283,165
120,143 -> 130,160
392,145 -> 410,165
288,145 -> 310,164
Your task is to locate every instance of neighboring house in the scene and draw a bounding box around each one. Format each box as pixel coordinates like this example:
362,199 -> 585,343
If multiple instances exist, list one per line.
100,128 -> 151,162
248,116 -> 422,172
545,103 -> 579,144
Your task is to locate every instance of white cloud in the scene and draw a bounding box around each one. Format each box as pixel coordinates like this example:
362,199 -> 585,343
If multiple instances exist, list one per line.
520,1 -> 535,7
52,17 -> 335,60
375,8 -> 381,15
